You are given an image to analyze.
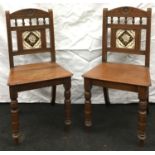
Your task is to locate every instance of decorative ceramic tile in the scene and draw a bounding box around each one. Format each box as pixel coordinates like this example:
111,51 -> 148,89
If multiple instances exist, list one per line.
22,31 -> 41,49
116,29 -> 135,49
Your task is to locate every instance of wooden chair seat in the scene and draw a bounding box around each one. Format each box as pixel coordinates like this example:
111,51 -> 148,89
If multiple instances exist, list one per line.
83,63 -> 151,87
8,62 -> 72,86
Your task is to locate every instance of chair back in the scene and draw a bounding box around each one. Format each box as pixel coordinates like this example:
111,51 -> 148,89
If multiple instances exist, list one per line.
102,7 -> 152,67
6,8 -> 56,68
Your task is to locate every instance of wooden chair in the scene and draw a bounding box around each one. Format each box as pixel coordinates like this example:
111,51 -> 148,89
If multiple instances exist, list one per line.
83,7 -> 152,145
6,8 -> 72,144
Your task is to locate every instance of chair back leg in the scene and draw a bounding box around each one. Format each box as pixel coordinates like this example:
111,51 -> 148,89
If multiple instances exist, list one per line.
103,87 -> 110,106
51,86 -> 56,106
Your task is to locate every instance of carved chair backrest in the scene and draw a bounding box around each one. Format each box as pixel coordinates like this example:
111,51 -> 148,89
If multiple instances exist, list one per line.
102,7 -> 152,67
6,8 -> 55,68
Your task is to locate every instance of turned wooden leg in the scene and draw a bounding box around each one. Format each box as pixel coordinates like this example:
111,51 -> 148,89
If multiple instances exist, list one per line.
64,78 -> 72,128
138,87 -> 148,146
84,78 -> 92,127
103,87 -> 110,106
51,85 -> 56,106
10,88 -> 20,144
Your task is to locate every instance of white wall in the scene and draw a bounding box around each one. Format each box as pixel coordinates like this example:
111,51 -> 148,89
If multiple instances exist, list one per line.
0,2 -> 155,103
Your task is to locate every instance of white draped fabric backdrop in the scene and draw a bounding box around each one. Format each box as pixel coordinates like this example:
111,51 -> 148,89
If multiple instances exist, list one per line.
0,2 -> 155,103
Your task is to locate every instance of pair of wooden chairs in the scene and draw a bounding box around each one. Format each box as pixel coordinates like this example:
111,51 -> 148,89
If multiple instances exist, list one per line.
6,7 -> 152,145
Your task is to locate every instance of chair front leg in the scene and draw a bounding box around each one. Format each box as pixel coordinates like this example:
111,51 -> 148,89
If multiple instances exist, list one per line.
51,85 -> 56,106
138,87 -> 148,146
63,78 -> 72,127
84,78 -> 92,127
10,88 -> 20,144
